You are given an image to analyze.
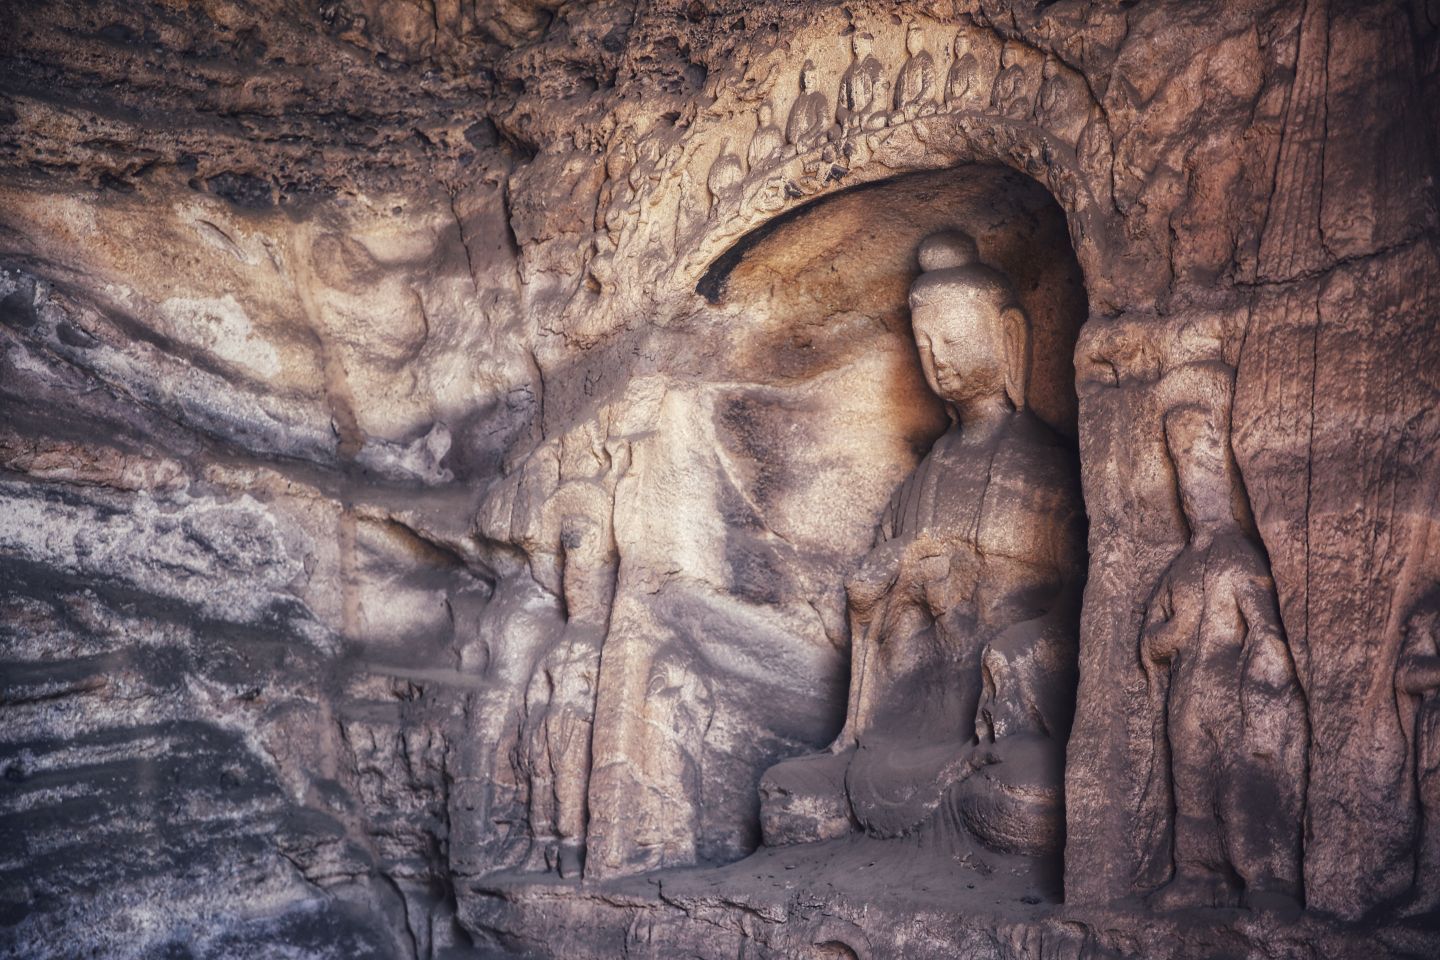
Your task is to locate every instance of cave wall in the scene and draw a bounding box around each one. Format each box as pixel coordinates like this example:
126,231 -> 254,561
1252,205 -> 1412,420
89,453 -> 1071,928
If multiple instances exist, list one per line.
1,0 -> 1438,957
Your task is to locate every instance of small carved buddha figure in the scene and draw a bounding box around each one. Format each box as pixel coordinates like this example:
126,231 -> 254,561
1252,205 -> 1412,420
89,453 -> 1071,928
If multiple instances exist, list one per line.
893,23 -> 936,122
759,231 -> 1085,861
946,32 -> 983,110
990,42 -> 1029,118
1035,58 -> 1064,124
706,142 -> 744,217
786,60 -> 831,154
1034,57 -> 1087,142
836,32 -> 885,133
1139,396 -> 1307,912
1077,118 -> 1113,185
748,101 -> 785,170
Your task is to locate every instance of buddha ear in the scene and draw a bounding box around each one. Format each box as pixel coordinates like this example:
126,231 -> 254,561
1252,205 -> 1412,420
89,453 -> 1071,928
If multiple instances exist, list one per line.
1001,306 -> 1030,411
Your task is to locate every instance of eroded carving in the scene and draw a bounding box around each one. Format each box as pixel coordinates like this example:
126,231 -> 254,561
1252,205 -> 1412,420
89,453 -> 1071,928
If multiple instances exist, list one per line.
590,139 -> 638,281
520,481 -> 619,878
748,101 -> 785,170
1138,373 -> 1307,912
707,143 -> 745,217
892,23 -> 937,122
1076,117 -> 1114,191
1034,57 -> 1087,142
1399,595 -> 1440,918
990,42 -> 1031,120
759,230 -> 1084,862
786,60 -> 832,154
836,32 -> 886,134
945,32 -> 985,111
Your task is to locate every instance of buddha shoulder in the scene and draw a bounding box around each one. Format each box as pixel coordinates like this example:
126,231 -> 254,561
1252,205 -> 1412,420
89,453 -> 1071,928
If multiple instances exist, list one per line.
991,415 -> 1080,491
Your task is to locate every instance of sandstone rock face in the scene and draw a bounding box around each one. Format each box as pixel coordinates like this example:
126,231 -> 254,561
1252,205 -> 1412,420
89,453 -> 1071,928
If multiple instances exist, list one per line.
1,1 -> 1438,958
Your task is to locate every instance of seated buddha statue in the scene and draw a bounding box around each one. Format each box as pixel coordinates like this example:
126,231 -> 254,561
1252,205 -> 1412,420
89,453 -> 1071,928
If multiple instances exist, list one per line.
759,230 -> 1085,860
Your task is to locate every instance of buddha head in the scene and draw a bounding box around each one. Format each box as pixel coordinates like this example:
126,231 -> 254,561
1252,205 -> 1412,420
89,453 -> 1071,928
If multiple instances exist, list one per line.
908,230 -> 1030,413
953,32 -> 971,57
800,60 -> 820,94
852,32 -> 874,60
906,23 -> 925,57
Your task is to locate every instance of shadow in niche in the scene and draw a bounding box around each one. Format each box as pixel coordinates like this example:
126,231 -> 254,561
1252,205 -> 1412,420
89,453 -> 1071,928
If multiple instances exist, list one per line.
695,175 -> 899,305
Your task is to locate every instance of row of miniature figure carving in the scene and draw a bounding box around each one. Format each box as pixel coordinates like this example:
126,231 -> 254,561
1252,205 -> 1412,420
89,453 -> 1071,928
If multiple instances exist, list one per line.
737,27 -> 1079,172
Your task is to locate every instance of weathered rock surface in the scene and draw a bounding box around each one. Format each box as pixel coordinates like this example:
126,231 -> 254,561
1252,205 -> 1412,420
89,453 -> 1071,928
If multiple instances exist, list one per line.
1,0 -> 1438,957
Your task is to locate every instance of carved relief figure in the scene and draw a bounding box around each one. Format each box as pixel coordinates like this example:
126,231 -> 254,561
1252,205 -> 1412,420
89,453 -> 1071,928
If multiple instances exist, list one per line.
1398,596 -> 1440,918
1077,117 -> 1113,185
748,101 -> 785,170
1034,57 -> 1088,143
945,32 -> 984,110
759,231 -> 1085,862
990,42 -> 1030,119
1138,393 -> 1307,911
893,23 -> 936,122
603,140 -> 641,240
706,143 -> 744,217
588,140 -> 639,288
640,652 -> 715,862
631,129 -> 680,225
1034,58 -> 1068,128
836,32 -> 885,133
786,60 -> 831,154
522,485 -> 618,878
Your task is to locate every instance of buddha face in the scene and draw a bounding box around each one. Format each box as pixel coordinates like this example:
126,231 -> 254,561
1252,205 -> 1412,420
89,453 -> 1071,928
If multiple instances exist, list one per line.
801,62 -> 819,93
907,26 -> 924,56
853,33 -> 873,59
909,280 -> 1021,407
